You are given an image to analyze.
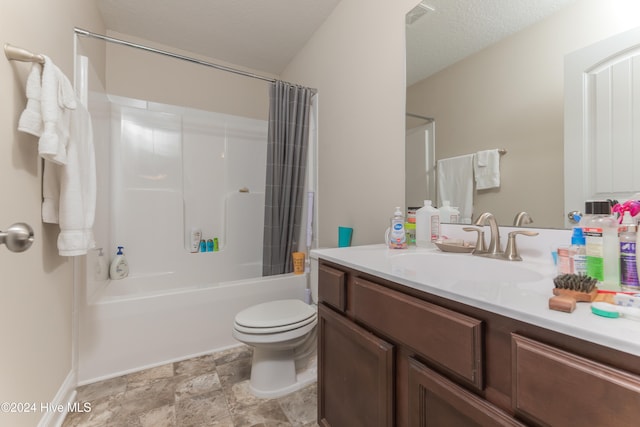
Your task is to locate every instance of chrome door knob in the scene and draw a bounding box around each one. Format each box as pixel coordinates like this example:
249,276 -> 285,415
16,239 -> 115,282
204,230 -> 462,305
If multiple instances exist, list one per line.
0,223 -> 34,252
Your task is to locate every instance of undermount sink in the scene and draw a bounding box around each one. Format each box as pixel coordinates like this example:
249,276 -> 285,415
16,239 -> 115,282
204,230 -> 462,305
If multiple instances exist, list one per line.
389,251 -> 545,285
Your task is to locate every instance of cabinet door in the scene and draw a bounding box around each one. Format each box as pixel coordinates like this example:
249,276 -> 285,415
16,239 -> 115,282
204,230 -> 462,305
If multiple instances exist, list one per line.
318,303 -> 394,427
408,358 -> 525,427
512,334 -> 640,427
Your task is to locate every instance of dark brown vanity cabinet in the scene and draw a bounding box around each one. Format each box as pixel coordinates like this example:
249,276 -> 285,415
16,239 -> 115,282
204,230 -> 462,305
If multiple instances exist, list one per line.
317,260 -> 640,427
318,304 -> 394,427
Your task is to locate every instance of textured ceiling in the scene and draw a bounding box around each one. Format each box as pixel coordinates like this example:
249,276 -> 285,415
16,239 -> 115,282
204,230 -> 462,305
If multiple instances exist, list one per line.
96,0 -> 575,83
406,0 -> 577,86
96,0 -> 341,75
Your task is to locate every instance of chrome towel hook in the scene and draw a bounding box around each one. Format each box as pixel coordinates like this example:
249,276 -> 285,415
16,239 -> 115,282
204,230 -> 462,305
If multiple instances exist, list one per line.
1,223 -> 34,253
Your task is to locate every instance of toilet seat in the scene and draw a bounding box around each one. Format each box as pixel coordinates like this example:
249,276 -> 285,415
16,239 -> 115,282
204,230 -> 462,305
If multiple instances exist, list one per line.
234,299 -> 317,334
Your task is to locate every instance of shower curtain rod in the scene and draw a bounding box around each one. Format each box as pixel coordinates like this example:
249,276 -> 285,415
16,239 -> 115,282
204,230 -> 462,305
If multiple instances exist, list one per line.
406,112 -> 435,123
74,27 -> 316,91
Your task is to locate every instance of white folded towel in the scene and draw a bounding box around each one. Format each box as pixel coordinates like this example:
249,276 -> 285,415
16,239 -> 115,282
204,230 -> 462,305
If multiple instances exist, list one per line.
437,154 -> 474,223
474,149 -> 501,190
18,63 -> 43,136
39,55 -> 76,165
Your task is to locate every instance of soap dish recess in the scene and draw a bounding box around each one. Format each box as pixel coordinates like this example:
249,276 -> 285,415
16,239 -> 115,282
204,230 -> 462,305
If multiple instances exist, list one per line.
434,241 -> 475,253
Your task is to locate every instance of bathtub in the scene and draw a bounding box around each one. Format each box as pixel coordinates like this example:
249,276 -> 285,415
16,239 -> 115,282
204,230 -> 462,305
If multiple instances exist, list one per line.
77,272 -> 309,384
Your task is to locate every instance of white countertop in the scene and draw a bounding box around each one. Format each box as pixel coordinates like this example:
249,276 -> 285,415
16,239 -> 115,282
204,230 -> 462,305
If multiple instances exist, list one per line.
312,243 -> 640,357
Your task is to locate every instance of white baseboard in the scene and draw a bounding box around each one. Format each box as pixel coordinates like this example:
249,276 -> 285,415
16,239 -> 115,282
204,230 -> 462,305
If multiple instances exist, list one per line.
38,370 -> 77,427
77,343 -> 244,386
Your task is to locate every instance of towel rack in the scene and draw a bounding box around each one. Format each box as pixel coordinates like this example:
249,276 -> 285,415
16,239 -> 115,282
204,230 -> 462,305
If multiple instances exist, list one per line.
4,43 -> 44,64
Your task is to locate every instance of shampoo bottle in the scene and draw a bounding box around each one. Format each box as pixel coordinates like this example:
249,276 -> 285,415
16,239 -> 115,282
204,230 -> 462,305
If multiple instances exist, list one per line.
190,228 -> 202,253
416,200 -> 440,248
110,246 -> 129,280
388,207 -> 408,249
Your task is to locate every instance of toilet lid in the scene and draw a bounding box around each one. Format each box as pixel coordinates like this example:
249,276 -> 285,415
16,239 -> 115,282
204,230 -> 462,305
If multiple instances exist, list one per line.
235,299 -> 316,329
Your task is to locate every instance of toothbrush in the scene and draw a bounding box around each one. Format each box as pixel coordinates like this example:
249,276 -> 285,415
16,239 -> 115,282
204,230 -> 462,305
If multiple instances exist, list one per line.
591,302 -> 640,321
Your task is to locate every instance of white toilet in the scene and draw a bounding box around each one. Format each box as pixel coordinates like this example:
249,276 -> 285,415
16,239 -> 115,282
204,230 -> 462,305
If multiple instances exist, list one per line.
233,297 -> 318,398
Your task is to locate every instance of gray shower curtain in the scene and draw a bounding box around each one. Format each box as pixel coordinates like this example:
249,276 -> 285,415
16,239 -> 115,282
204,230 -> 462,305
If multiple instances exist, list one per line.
262,81 -> 313,276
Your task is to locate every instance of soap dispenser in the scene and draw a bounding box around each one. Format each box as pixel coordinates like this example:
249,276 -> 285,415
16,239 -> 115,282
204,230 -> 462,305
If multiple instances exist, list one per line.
387,206 -> 408,249
110,246 -> 129,280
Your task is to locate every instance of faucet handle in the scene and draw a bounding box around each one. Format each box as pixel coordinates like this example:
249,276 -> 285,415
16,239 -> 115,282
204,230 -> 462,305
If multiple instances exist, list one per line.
462,227 -> 487,254
503,230 -> 539,261
513,211 -> 534,227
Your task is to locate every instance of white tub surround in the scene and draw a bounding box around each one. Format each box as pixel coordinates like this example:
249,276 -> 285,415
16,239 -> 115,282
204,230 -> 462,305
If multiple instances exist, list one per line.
78,273 -> 308,384
311,225 -> 640,357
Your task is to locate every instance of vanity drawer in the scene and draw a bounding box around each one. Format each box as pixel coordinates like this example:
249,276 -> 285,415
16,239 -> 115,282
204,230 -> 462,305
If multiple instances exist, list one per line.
352,277 -> 483,390
409,358 -> 525,427
318,263 -> 347,312
511,334 -> 640,426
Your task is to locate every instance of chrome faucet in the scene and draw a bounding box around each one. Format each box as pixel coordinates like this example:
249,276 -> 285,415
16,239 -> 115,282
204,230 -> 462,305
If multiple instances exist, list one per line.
473,212 -> 502,258
513,211 -> 533,227
473,212 -> 539,261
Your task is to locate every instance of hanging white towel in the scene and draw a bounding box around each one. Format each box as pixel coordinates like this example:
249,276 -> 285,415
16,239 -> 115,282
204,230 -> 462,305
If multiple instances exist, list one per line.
17,56 -> 96,256
54,102 -> 96,255
39,55 -> 77,165
18,63 -> 43,137
474,149 -> 501,190
437,154 -> 474,223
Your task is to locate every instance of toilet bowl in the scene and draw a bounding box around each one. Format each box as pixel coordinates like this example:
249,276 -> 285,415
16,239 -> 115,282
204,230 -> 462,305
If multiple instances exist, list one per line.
233,298 -> 318,398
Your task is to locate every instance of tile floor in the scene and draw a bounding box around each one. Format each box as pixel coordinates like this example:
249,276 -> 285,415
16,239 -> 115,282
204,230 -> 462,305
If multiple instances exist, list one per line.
62,345 -> 318,427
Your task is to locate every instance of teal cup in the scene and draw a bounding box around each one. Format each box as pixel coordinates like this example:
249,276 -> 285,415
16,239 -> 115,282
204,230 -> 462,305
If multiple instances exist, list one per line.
338,226 -> 353,247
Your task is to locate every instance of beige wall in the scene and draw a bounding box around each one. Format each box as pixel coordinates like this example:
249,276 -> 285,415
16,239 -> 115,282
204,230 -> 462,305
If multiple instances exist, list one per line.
104,31 -> 273,120
407,0 -> 640,228
0,1 -> 104,426
282,0 -> 418,247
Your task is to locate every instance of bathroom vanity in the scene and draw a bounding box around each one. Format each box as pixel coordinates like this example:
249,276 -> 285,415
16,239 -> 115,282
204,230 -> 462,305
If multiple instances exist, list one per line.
312,244 -> 640,427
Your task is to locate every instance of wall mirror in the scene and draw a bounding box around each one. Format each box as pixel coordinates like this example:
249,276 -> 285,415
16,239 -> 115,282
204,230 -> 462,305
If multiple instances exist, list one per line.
406,0 -> 640,229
